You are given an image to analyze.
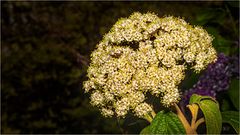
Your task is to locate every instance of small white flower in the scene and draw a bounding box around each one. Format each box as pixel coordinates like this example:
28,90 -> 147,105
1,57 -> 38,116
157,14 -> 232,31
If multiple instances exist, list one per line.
90,91 -> 104,106
134,103 -> 153,118
101,108 -> 114,117
184,52 -> 195,63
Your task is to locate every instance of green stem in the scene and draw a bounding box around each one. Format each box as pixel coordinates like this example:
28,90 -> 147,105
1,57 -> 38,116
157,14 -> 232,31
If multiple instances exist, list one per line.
143,113 -> 153,123
151,110 -> 156,118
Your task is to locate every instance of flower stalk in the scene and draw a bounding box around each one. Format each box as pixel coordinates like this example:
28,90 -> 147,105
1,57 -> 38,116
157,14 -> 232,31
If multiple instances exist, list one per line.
175,103 -> 206,134
142,110 -> 156,123
174,103 -> 197,134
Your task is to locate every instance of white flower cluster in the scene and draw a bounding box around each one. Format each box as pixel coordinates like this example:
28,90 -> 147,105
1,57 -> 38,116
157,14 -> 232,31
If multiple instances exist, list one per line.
83,12 -> 217,118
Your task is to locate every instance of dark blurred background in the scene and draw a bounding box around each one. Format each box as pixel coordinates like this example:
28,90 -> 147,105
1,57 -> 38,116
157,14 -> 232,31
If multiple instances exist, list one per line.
1,1 -> 239,134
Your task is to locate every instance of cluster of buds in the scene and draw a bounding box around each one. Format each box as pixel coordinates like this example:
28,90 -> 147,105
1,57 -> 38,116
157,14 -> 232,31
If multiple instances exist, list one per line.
83,12 -> 217,118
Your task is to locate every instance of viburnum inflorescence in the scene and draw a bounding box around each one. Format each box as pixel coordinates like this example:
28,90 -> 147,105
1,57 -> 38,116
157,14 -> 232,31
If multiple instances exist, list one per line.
83,12 -> 217,118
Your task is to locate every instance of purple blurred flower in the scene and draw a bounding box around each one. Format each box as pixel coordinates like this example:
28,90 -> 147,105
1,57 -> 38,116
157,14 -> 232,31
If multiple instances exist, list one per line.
181,53 -> 235,105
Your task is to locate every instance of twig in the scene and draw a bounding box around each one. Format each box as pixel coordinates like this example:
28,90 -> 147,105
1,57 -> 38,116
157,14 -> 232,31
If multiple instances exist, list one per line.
194,117 -> 205,130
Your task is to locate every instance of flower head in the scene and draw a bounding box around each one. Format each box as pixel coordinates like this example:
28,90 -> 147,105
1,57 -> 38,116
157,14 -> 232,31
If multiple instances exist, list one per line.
84,12 -> 216,118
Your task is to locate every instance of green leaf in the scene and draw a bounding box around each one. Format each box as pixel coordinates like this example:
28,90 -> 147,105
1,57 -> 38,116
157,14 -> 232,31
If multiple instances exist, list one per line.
222,111 -> 239,134
212,35 -> 233,55
140,125 -> 151,134
206,27 -> 219,37
221,99 -> 231,112
140,111 -> 186,134
193,8 -> 226,26
228,79 -> 239,110
189,94 -> 222,134
189,94 -> 214,104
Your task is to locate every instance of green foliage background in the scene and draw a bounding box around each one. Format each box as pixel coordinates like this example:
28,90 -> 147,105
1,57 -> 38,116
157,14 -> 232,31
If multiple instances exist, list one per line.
1,1 -> 239,134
